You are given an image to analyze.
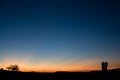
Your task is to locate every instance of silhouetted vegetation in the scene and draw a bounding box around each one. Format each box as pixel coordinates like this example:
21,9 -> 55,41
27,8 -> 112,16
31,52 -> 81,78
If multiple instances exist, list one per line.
0,63 -> 119,80
0,68 -> 120,80
101,61 -> 108,72
6,65 -> 19,71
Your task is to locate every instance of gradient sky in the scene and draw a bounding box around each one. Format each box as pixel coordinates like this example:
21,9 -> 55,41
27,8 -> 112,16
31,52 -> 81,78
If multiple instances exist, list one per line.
0,0 -> 120,72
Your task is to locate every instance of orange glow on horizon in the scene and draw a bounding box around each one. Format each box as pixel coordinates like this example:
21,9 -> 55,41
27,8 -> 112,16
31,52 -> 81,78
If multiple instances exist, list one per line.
0,53 -> 119,72
1,61 -> 119,72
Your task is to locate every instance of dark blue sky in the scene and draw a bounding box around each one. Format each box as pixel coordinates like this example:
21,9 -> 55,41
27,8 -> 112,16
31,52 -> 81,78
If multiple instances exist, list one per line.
0,0 -> 120,71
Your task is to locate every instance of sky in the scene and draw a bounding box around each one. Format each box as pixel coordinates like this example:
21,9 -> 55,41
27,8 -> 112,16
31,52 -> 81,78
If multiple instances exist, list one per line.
0,0 -> 120,72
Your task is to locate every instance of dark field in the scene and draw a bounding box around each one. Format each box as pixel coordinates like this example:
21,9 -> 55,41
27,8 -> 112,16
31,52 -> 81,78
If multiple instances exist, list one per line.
0,69 -> 120,80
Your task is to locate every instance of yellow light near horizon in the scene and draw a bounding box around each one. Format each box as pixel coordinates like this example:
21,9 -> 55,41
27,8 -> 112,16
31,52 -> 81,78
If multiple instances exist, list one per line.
1,53 -> 119,72
1,62 -> 118,72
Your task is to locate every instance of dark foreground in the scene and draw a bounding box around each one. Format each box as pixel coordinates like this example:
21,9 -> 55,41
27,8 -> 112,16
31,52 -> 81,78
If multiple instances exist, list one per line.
0,69 -> 120,80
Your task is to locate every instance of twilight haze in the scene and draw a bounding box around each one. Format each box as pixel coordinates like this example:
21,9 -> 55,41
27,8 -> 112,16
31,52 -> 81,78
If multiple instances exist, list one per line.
0,0 -> 120,72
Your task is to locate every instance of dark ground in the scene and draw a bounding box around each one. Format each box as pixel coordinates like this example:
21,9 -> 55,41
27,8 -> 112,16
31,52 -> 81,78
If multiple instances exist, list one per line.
0,69 -> 120,80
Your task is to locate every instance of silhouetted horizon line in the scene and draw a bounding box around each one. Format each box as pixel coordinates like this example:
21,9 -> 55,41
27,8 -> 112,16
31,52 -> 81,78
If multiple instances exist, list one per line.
1,68 -> 120,73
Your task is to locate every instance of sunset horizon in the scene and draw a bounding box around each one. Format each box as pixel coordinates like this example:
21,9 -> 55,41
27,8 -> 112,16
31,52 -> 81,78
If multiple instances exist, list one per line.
0,0 -> 120,73
0,55 -> 119,72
